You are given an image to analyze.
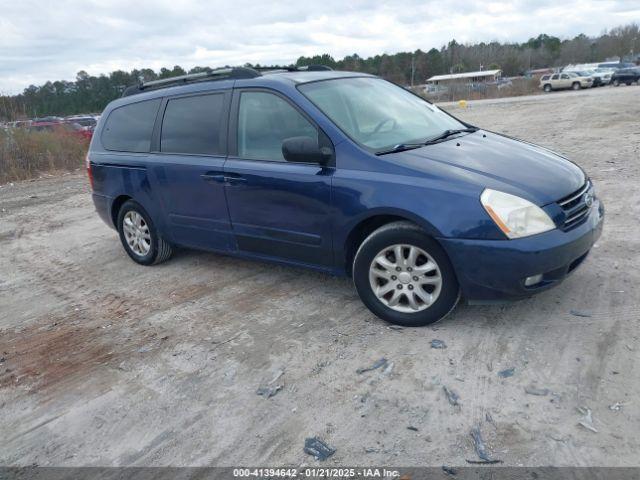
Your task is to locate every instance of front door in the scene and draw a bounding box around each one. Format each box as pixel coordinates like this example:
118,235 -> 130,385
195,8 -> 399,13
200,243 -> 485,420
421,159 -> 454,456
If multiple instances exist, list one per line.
149,90 -> 235,251
223,89 -> 334,268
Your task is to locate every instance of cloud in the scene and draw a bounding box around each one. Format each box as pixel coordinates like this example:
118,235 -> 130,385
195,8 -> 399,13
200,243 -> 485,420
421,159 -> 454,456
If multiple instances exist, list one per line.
0,0 -> 638,93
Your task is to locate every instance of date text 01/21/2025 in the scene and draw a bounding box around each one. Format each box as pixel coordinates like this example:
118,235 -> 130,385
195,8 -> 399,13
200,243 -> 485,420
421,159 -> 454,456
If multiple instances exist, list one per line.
232,468 -> 401,478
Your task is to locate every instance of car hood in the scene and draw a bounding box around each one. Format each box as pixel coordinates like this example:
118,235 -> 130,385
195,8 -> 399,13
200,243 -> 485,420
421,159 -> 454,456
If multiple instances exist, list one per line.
388,131 -> 585,205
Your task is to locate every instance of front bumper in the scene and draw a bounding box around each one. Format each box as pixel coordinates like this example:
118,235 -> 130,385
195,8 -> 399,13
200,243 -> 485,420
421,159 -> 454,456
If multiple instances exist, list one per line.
439,199 -> 604,302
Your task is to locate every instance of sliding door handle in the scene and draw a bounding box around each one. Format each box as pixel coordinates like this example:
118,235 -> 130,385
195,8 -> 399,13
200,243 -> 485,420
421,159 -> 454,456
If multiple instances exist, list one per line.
224,176 -> 247,184
200,173 -> 225,183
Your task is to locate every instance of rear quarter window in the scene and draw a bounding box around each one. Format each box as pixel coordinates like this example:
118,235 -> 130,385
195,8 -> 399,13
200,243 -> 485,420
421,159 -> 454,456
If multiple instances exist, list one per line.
101,99 -> 161,152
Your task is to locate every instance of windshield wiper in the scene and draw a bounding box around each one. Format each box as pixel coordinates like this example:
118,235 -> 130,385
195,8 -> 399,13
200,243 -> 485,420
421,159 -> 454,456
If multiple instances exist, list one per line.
375,127 -> 479,155
423,127 -> 478,145
375,143 -> 426,156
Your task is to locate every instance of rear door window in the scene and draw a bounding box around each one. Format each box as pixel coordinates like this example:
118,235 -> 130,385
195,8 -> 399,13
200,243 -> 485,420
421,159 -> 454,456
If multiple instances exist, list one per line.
102,99 -> 161,152
161,93 -> 226,155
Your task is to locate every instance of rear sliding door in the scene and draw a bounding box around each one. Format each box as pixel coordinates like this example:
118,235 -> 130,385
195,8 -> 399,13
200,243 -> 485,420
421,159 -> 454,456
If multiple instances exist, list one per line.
148,89 -> 235,251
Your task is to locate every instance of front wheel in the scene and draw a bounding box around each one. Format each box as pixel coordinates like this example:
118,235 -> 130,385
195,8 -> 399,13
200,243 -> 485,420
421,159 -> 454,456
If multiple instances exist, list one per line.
613,79 -> 620,87
353,222 -> 460,326
117,200 -> 173,265
572,82 -> 581,90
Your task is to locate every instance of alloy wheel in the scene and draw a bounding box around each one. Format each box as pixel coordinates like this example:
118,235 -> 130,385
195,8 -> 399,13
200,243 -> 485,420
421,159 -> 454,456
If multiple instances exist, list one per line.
122,211 -> 151,257
369,244 -> 442,313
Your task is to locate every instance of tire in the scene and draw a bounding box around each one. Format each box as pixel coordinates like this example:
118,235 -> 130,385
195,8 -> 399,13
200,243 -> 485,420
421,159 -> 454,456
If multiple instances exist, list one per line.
352,221 -> 460,327
117,200 -> 172,265
543,84 -> 552,92
625,81 -> 632,86
572,82 -> 581,90
613,79 -> 620,87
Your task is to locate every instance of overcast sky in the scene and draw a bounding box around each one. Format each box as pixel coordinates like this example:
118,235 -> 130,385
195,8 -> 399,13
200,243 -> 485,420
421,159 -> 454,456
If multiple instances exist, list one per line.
1,0 -> 638,94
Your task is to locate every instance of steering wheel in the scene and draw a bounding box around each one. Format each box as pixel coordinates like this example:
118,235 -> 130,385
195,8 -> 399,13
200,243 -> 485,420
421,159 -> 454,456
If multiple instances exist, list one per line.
371,117 -> 397,134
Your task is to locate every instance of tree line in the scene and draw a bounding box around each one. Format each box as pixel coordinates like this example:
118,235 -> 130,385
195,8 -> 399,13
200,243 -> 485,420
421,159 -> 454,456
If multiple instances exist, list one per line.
1,23 -> 637,120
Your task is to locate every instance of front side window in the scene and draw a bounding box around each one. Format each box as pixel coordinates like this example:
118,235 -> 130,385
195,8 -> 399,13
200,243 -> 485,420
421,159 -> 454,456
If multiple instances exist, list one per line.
298,77 -> 465,152
161,93 -> 225,155
237,91 -> 318,161
102,99 -> 161,152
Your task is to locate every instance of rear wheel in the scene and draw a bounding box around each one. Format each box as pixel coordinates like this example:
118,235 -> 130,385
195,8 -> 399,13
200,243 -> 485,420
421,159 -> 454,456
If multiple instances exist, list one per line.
613,79 -> 620,87
543,84 -> 552,92
117,200 -> 172,265
572,82 -> 581,90
353,222 -> 460,326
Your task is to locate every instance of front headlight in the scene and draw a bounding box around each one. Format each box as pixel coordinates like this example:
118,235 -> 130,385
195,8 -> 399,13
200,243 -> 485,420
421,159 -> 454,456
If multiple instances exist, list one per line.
480,189 -> 555,239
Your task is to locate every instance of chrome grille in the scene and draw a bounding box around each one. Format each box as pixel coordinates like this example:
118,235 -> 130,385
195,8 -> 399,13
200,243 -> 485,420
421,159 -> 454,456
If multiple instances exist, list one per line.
557,181 -> 593,230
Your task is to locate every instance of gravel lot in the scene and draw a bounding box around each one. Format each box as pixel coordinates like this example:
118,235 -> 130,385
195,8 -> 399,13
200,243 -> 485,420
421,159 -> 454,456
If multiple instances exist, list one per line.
1,85 -> 639,467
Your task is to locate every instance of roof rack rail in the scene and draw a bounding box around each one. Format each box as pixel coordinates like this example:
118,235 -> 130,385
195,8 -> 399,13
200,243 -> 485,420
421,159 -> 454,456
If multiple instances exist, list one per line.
300,64 -> 333,71
254,64 -> 333,73
120,64 -> 333,97
121,67 -> 261,97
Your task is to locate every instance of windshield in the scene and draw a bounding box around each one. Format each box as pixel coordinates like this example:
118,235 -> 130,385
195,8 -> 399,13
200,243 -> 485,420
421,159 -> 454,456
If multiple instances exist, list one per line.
298,77 -> 466,151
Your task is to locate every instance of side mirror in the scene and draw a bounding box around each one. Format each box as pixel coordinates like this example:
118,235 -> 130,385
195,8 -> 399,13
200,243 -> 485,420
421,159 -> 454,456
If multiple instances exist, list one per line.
282,136 -> 332,165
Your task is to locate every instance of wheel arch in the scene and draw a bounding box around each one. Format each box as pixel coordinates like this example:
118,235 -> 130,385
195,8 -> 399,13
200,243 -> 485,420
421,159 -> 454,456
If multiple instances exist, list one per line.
342,210 -> 442,276
110,194 -> 133,228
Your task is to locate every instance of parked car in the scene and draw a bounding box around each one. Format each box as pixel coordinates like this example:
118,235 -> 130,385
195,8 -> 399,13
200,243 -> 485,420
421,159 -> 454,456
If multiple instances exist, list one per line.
29,120 -> 62,131
573,70 -> 604,87
65,115 -> 98,130
88,67 -> 604,326
594,68 -> 616,84
29,120 -> 92,140
423,84 -> 449,95
598,62 -> 636,70
66,122 -> 93,140
5,120 -> 32,129
540,72 -> 593,92
495,78 -> 513,89
611,68 -> 640,86
32,116 -> 63,124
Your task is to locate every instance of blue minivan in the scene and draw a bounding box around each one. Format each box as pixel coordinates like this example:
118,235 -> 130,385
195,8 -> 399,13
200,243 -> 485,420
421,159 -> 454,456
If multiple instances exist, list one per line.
88,66 -> 604,326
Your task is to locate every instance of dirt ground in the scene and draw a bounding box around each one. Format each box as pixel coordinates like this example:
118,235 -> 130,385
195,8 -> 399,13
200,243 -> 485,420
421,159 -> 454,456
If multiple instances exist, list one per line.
1,85 -> 639,467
